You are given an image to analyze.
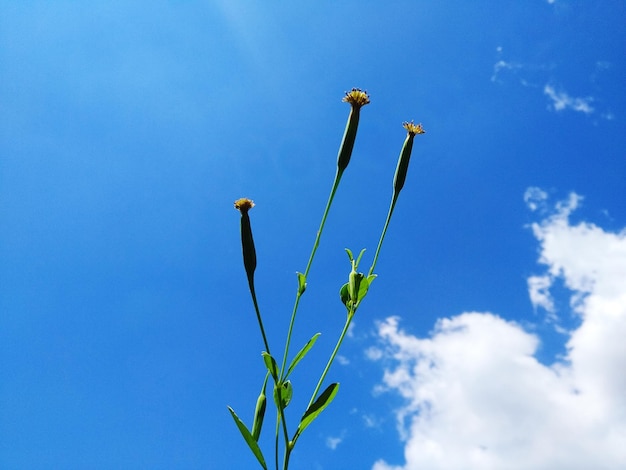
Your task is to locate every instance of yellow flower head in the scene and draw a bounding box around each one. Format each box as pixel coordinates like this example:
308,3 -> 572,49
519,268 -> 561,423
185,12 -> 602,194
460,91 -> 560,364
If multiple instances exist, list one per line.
342,88 -> 370,108
234,198 -> 255,214
403,121 -> 426,136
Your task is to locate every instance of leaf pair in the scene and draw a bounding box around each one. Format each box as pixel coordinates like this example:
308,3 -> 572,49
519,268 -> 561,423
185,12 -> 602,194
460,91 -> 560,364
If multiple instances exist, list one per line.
262,331 -> 322,411
340,248 -> 377,312
260,353 -> 292,409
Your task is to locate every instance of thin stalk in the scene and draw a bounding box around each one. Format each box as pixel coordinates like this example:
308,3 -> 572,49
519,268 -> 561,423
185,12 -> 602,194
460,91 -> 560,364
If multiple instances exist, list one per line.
274,414 -> 280,470
304,168 -> 344,279
278,405 -> 290,470
307,309 -> 354,410
248,281 -> 271,356
279,90 -> 369,380
284,441 -> 294,470
368,122 -> 424,277
279,168 -> 343,379
284,450 -> 291,470
236,200 -> 272,355
368,194 -> 398,278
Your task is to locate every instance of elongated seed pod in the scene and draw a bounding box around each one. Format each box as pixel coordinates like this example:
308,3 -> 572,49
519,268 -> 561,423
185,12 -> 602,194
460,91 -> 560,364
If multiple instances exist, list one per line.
393,122 -> 425,195
367,122 -> 425,278
240,211 -> 256,284
251,390 -> 266,442
393,133 -> 414,194
337,89 -> 370,173
234,198 -> 257,286
336,107 -> 360,173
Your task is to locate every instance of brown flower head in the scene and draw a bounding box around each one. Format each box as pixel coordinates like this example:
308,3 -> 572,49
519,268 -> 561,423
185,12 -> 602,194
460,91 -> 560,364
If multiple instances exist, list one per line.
234,198 -> 255,214
403,121 -> 426,136
342,88 -> 370,108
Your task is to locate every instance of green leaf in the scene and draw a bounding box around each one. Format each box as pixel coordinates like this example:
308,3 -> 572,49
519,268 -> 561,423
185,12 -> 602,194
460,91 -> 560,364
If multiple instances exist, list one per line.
344,248 -> 354,262
262,352 -> 279,381
296,383 -> 340,438
228,406 -> 268,470
355,248 -> 366,267
273,380 -> 293,408
286,333 -> 321,378
357,275 -> 370,302
296,272 -> 307,295
339,282 -> 350,306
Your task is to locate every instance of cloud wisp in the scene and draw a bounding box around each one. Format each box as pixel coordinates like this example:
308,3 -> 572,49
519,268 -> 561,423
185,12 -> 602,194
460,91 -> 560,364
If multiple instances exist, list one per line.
369,190 -> 626,470
490,59 -> 523,83
490,47 -> 615,119
543,85 -> 594,114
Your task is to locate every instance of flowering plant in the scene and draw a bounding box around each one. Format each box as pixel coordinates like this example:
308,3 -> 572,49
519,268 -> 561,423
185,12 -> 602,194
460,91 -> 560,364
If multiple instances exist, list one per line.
230,89 -> 425,469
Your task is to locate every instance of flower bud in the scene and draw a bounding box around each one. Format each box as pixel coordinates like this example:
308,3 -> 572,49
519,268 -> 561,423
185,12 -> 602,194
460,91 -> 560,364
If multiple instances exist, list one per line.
234,198 -> 257,284
393,122 -> 425,195
251,389 -> 266,442
348,268 -> 364,306
336,88 -> 370,173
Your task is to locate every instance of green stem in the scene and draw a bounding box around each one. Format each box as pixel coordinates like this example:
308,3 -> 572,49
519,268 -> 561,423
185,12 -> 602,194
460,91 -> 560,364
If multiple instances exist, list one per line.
369,126 -> 421,276
307,309 -> 354,410
317,132 -> 419,449
274,413 -> 280,470
248,279 -> 271,356
279,168 -> 343,379
368,194 -> 398,277
279,169 -> 345,470
272,393 -> 294,470
305,168 -> 344,279
278,405 -> 290,470
284,444 -> 293,470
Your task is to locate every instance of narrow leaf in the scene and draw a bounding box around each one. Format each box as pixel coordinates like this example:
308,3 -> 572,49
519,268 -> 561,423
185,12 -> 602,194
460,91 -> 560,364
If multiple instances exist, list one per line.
227,406 -> 267,470
297,383 -> 340,437
286,333 -> 321,378
355,248 -> 366,267
344,248 -> 354,262
261,352 -> 279,381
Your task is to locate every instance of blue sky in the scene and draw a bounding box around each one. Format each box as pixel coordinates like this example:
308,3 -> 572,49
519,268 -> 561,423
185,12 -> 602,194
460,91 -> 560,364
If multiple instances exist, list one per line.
1,1 -> 625,469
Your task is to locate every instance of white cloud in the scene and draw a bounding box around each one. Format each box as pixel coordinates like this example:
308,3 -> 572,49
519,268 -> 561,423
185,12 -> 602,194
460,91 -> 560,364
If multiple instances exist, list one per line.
347,320 -> 356,338
363,414 -> 382,429
544,84 -> 594,114
326,431 -> 345,450
370,191 -> 626,470
523,186 -> 548,212
527,274 -> 555,314
336,355 -> 350,366
366,346 -> 384,361
490,52 -> 614,120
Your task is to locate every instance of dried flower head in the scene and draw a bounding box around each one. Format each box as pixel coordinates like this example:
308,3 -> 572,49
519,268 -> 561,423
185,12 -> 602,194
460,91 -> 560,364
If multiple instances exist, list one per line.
234,198 -> 255,214
403,121 -> 426,136
342,88 -> 370,108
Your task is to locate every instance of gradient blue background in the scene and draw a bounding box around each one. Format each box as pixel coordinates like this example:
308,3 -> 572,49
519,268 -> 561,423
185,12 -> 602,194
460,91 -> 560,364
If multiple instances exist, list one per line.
1,2 -> 624,469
